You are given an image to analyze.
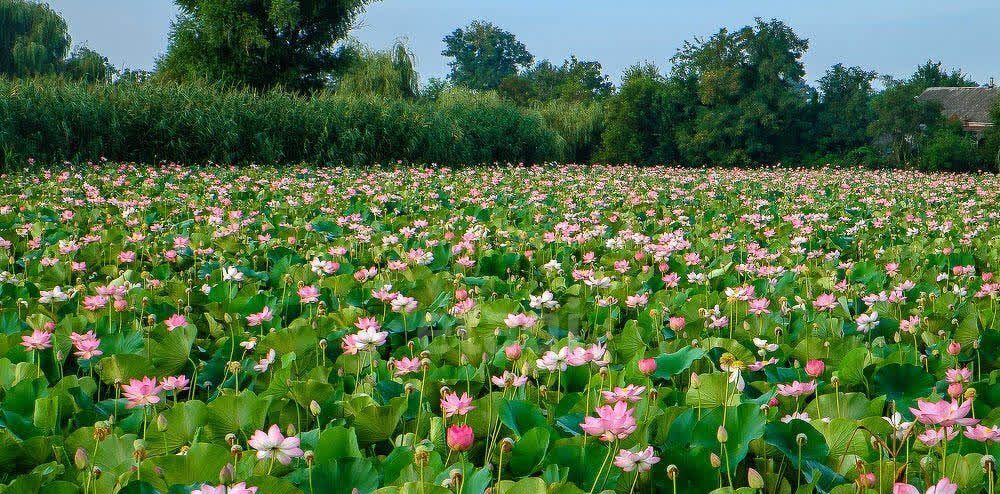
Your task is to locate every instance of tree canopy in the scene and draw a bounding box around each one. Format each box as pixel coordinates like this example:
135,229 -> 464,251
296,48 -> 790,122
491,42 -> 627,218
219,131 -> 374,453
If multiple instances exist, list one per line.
158,0 -> 375,91
0,0 -> 70,77
441,20 -> 533,91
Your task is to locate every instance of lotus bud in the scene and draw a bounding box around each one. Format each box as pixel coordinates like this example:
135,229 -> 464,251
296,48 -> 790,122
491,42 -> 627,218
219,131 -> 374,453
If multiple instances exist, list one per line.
947,341 -> 961,356
638,358 -> 657,376
219,463 -> 235,484
710,453 -> 722,468
156,413 -> 169,432
309,400 -> 321,416
74,447 -> 89,470
716,426 -> 728,443
154,465 -> 164,478
747,467 -> 764,489
964,388 -> 976,400
666,464 -> 679,479
449,468 -> 464,485
690,372 -> 700,388
505,343 -> 522,360
92,467 -> 102,479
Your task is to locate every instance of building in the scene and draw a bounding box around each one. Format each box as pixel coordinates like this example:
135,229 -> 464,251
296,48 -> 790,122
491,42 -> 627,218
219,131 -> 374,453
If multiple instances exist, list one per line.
917,85 -> 999,136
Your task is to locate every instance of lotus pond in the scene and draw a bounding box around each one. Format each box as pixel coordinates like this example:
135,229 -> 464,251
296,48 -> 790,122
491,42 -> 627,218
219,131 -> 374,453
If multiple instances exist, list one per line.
0,164 -> 998,494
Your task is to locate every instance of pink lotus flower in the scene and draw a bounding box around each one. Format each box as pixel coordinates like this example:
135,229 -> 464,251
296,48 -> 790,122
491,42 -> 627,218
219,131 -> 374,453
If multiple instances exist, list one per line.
21,329 -> 52,351
909,398 -> 978,427
248,424 -> 303,465
638,358 -> 657,375
160,375 -> 190,392
776,380 -> 816,397
70,331 -> 102,360
917,426 -> 958,447
602,385 -> 646,404
246,307 -> 274,327
297,285 -> 320,303
446,424 -> 474,452
747,298 -> 771,315
581,401 -> 637,442
812,293 -> 837,311
613,446 -> 660,472
391,356 -> 421,377
504,343 -> 522,360
504,312 -> 537,328
804,359 -> 825,378
893,477 -> 958,494
122,377 -> 162,408
164,313 -> 188,331
963,424 -> 1000,442
491,371 -> 528,388
440,391 -> 475,417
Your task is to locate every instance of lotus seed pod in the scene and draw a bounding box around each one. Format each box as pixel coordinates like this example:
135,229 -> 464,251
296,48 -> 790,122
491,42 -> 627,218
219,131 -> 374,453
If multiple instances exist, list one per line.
494,437 -> 513,454
304,451 -> 315,465
666,464 -> 679,479
795,433 -> 808,445
982,455 -> 995,472
225,433 -> 237,446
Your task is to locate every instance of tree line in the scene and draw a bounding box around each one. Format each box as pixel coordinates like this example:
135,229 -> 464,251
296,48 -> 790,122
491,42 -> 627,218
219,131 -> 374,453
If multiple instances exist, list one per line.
2,0 -> 998,170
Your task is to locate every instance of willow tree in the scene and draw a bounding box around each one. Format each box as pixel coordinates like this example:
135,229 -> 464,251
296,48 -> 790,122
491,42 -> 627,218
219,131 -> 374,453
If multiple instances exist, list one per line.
0,0 -> 70,77
158,0 -> 375,91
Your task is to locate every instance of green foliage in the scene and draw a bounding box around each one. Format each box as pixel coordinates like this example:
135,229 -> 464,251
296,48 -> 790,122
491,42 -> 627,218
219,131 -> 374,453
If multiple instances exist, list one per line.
671,18 -> 811,166
157,0 -> 374,91
534,98 -> 604,163
597,64 -> 682,164
815,64 -> 877,155
499,56 -> 612,105
0,0 -> 69,77
0,77 -> 563,167
442,20 -> 533,91
63,46 -> 115,82
335,39 -> 418,99
918,123 -> 985,172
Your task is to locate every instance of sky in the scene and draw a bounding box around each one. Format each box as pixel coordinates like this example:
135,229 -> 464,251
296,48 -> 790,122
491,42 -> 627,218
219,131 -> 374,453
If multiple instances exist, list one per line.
50,0 -> 1000,86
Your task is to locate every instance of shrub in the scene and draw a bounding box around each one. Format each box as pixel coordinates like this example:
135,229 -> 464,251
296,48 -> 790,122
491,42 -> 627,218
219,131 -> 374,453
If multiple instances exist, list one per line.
0,77 -> 562,167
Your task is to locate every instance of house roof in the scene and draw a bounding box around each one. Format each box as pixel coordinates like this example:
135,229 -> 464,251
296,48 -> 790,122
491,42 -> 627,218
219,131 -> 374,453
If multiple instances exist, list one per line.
917,86 -> 999,124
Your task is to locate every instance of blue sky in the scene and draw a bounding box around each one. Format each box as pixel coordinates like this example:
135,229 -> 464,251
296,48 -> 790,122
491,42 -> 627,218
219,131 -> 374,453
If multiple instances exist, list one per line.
49,0 -> 1000,85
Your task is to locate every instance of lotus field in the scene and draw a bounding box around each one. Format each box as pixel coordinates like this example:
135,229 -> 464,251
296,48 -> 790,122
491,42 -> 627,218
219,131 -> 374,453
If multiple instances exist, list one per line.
2,164 -> 1000,494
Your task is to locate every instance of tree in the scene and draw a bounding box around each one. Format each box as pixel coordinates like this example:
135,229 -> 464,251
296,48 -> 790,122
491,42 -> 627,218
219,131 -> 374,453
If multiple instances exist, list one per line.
498,56 -> 612,104
598,63 -> 683,164
815,64 -> 877,156
157,0 -> 375,91
908,60 -> 977,90
0,0 -> 70,77
867,61 -> 976,167
64,46 -> 116,82
441,20 -> 533,91
334,39 -> 418,98
670,18 -> 812,166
